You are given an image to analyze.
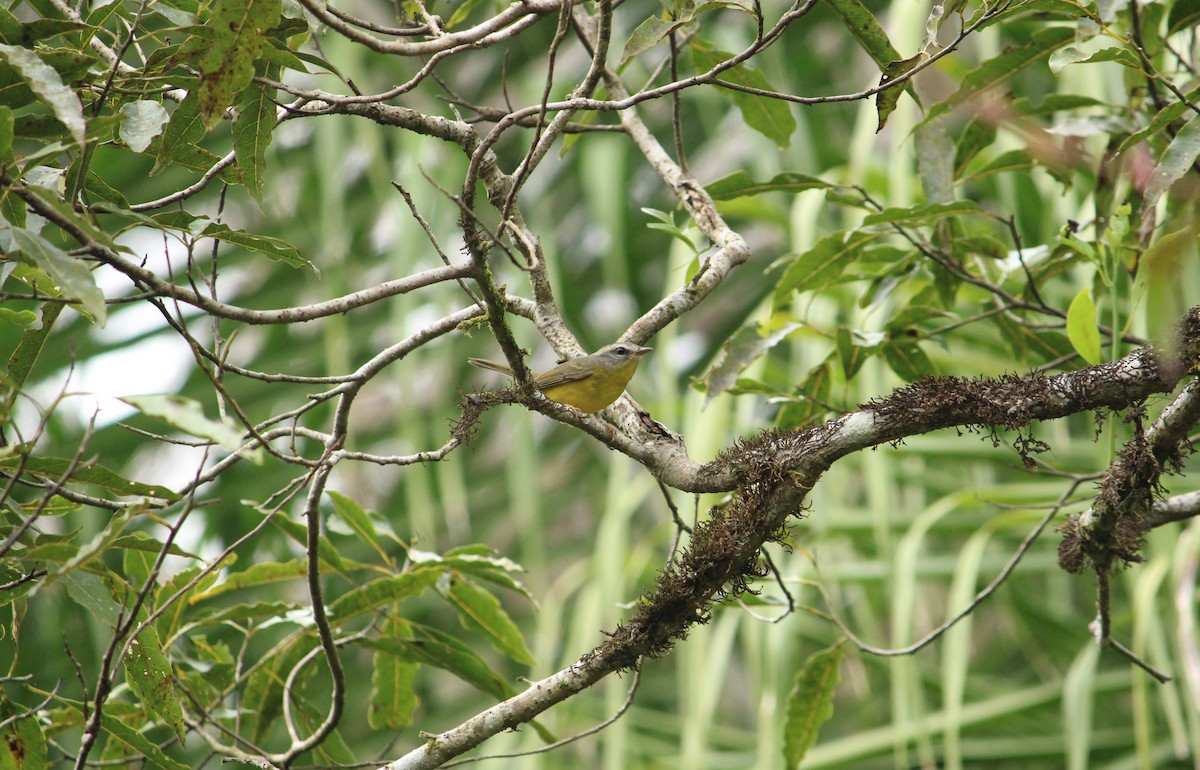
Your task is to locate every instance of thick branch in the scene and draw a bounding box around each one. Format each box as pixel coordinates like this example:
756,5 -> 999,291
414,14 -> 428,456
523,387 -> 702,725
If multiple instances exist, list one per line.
407,315 -> 1199,767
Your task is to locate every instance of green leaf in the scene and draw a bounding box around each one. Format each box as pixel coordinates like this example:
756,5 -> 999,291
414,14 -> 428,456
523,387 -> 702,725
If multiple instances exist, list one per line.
706,170 -> 832,200
0,693 -> 48,770
1049,43 -> 1141,74
200,222 -> 314,270
1066,286 -> 1102,365
1118,89 -> 1198,153
326,571 -> 440,622
232,83 -> 275,200
327,490 -> 385,557
783,642 -> 844,766
774,230 -> 880,299
1,302 -> 63,421
922,27 -> 1075,126
620,15 -> 678,67
119,393 -> 262,462
836,326 -> 884,379
882,338 -> 936,381
0,43 -> 84,145
152,94 -> 206,175
700,321 -> 802,403
363,624 -> 511,700
0,451 -> 180,500
0,104 -> 12,157
369,615 -> 419,729
118,100 -> 170,153
0,6 -> 20,44
861,200 -> 982,227
1133,223 -> 1194,351
124,623 -> 186,738
953,118 -> 997,176
242,638 -> 313,743
775,361 -> 833,429
876,53 -> 925,131
444,575 -> 536,666
961,149 -> 1035,181
99,712 -> 190,770
62,569 -> 126,627
1168,0 -> 1200,33
415,546 -> 533,601
691,40 -> 796,147
824,0 -> 901,68
113,532 -> 197,560
190,559 -> 306,601
11,229 -> 106,325
196,0 -> 282,128
1142,111 -> 1200,212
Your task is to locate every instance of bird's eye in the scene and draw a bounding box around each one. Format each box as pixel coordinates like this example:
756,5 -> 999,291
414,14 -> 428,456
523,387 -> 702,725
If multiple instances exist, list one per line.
613,346 -> 628,356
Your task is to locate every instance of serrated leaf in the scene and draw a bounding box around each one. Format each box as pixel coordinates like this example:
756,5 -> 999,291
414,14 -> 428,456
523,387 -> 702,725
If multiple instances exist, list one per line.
11,229 -> 106,325
125,624 -> 186,738
783,642 -> 844,766
877,53 -> 925,131
99,712 -> 189,770
62,569 -> 125,627
0,452 -> 180,500
326,571 -> 440,622
862,200 -> 982,227
417,546 -> 533,601
1066,286 -> 1102,365
363,624 -> 510,700
0,43 -> 84,145
444,575 -> 536,666
701,321 -> 802,403
0,694 -> 48,770
825,0 -> 901,67
775,230 -> 879,299
620,15 -> 677,67
1,302 -> 62,420
152,94 -> 206,175
327,490 -> 385,558
190,559 -> 307,602
706,170 -> 831,200
120,394 -> 263,462
369,616 -> 419,729
118,100 -> 169,153
112,532 -> 197,560
196,0 -> 281,128
200,223 -> 314,270
232,83 -> 275,200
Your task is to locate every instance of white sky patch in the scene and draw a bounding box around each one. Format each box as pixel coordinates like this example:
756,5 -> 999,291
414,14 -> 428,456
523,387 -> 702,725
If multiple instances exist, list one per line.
32,331 -> 194,428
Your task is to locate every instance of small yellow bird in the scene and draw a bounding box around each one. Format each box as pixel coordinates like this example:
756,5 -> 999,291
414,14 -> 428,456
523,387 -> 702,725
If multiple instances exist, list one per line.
468,342 -> 652,414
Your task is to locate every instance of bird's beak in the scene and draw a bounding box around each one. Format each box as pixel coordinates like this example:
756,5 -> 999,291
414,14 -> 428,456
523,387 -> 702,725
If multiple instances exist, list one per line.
633,345 -> 652,357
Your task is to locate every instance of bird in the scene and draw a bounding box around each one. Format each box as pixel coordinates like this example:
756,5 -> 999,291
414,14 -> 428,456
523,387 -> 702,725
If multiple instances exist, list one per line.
468,342 -> 652,413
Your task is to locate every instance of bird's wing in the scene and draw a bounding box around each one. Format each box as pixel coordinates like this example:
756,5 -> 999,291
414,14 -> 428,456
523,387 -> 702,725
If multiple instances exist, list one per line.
535,363 -> 594,389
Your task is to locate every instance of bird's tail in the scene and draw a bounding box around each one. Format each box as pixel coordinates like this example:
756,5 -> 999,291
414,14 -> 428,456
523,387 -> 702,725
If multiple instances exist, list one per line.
467,358 -> 515,376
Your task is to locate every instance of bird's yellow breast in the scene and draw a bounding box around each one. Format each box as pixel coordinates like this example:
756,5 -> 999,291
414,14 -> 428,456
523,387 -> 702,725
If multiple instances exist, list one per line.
539,358 -> 641,413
